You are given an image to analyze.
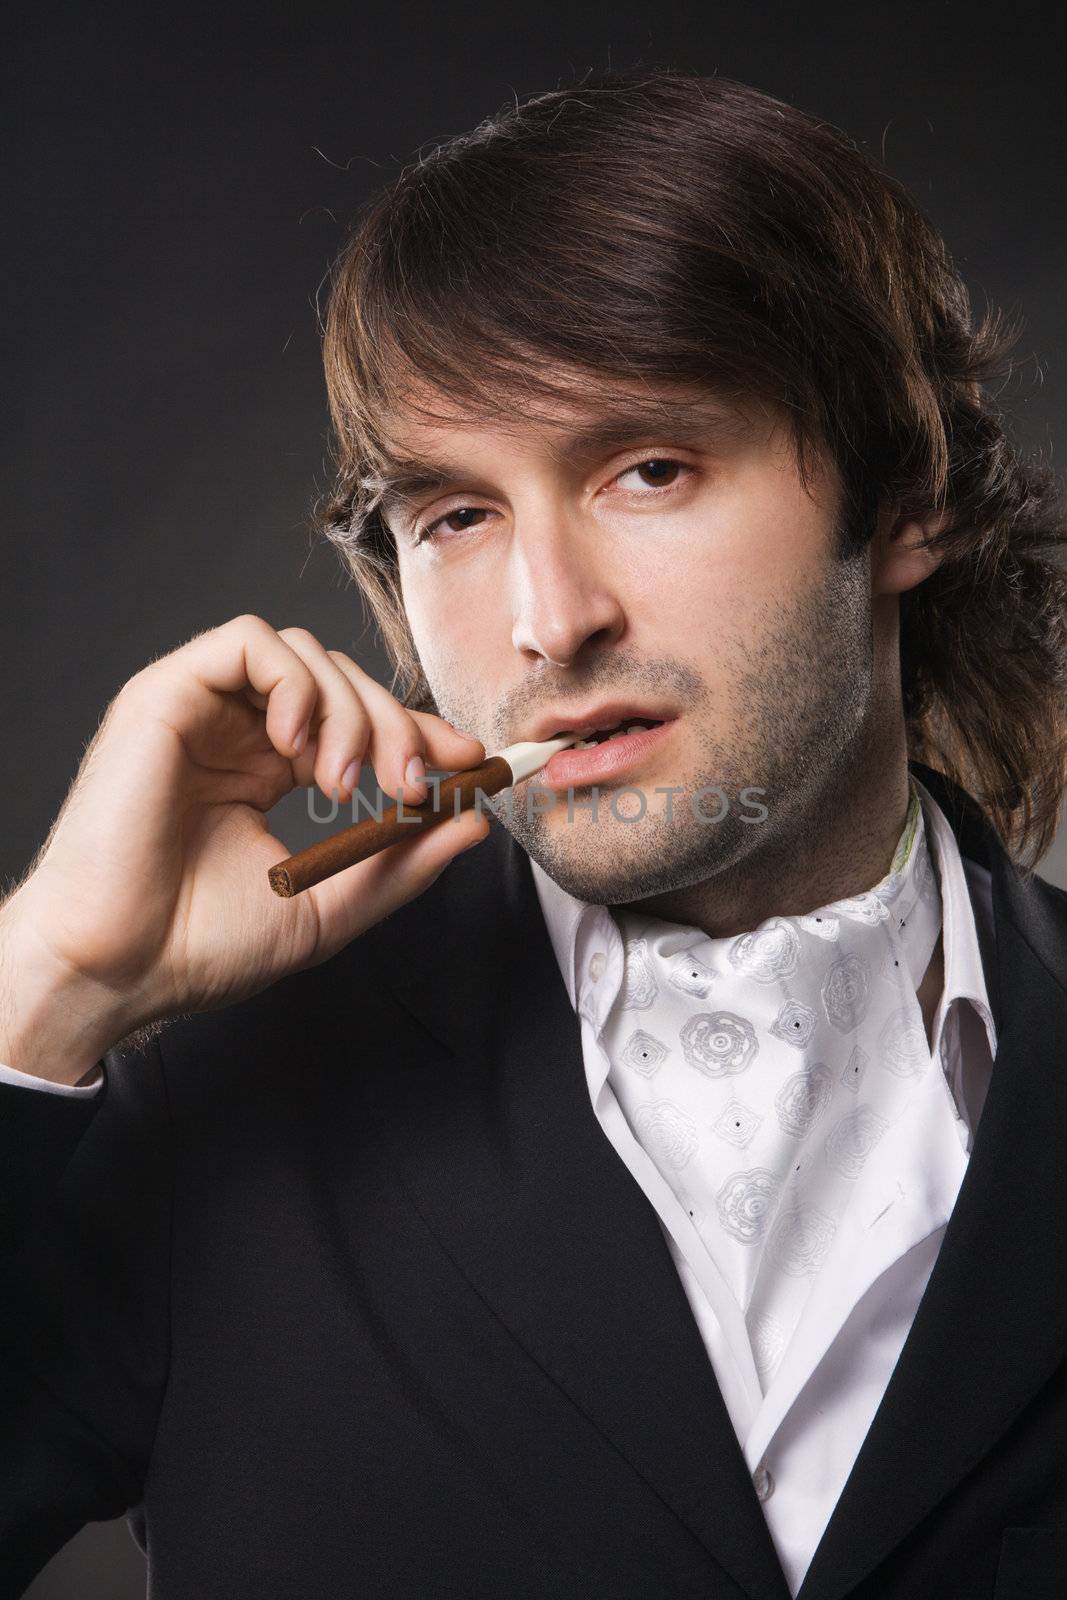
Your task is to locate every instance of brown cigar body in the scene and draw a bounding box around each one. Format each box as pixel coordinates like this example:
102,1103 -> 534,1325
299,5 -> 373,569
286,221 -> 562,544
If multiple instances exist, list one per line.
267,734 -> 578,898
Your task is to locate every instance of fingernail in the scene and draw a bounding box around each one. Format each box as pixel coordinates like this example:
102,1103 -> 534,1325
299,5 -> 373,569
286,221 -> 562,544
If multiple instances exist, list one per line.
404,754 -> 427,795
340,759 -> 360,793
292,720 -> 310,755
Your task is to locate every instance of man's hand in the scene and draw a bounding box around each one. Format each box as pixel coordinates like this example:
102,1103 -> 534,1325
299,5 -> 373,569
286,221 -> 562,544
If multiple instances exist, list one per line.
0,616 -> 489,1083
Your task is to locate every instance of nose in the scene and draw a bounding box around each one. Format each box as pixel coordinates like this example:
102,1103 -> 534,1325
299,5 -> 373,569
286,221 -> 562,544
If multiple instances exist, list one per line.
509,519 -> 625,667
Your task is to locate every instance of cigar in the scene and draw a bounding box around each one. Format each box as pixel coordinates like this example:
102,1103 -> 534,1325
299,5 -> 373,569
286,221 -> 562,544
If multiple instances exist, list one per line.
267,733 -> 580,898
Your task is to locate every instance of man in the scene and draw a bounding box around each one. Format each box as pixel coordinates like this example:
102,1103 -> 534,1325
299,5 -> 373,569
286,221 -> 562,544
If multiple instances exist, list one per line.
2,66 -> 1067,1600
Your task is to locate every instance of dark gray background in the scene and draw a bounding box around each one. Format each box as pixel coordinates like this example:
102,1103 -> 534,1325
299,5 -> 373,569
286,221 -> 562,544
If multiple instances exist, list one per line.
5,0 -> 1064,1593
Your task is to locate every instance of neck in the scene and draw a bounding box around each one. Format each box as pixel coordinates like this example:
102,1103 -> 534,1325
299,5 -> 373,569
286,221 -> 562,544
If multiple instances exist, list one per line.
622,724 -> 913,940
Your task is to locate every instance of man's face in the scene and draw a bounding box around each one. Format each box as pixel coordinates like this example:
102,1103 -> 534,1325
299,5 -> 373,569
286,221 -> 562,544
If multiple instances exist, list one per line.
384,376 -> 879,905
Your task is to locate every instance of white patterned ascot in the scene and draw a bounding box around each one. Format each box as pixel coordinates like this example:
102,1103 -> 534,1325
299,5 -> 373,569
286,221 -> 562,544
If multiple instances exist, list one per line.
602,780 -> 943,1392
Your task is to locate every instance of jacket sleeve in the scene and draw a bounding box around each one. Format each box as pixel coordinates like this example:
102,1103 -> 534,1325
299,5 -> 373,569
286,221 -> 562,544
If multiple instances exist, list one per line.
0,1035 -> 171,1598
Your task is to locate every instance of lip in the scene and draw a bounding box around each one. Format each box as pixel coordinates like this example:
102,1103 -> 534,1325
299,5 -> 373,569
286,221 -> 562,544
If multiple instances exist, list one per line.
536,718 -> 677,788
525,701 -> 675,743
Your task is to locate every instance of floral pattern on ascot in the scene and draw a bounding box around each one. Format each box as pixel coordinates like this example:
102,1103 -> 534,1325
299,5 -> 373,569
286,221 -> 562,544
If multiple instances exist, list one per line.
602,779 -> 943,1391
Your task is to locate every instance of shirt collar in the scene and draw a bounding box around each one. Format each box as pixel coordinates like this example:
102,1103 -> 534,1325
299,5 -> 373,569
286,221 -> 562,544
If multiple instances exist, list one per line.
529,851 -> 615,1018
529,775 -> 999,1064
910,775 -> 998,1062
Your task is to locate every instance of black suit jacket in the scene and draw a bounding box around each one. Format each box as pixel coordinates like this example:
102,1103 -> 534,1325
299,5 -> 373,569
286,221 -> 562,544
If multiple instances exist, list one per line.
3,762 -> 1067,1600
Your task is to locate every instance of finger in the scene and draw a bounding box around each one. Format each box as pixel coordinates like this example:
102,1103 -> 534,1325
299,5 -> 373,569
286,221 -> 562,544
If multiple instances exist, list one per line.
274,627 -> 372,802
407,708 -> 487,769
325,651 -> 485,802
129,615 -> 319,763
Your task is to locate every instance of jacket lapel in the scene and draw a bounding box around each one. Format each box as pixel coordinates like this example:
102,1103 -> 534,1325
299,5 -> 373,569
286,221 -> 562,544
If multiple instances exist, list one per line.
796,763 -> 1067,1600
352,815 -> 793,1600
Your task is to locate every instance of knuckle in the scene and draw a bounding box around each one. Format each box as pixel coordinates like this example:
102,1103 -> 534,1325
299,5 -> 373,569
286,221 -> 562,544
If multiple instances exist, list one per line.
116,664 -> 163,709
323,653 -> 369,701
115,669 -> 180,726
230,611 -> 272,637
117,665 -> 148,698
276,625 -> 319,651
375,705 -> 422,755
283,652 -> 316,684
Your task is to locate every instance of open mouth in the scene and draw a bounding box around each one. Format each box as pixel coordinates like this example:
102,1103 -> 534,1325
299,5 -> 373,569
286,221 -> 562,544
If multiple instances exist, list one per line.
551,716 -> 665,748
535,715 -> 675,789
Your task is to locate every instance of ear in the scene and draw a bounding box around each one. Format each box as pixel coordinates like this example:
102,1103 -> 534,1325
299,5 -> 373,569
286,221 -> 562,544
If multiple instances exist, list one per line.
870,504 -> 952,598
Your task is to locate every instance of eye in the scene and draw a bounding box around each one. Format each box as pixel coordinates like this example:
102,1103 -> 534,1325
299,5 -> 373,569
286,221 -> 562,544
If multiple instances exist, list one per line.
614,458 -> 688,493
411,456 -> 692,546
413,505 -> 492,545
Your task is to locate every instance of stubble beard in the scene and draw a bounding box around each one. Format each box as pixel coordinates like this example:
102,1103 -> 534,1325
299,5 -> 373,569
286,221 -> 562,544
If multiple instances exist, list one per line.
425,535 -> 876,908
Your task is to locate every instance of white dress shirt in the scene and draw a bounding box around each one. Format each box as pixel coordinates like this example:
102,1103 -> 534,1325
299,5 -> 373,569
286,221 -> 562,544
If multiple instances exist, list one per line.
529,774 -> 998,1595
0,1061 -> 104,1094
0,775 -> 998,1594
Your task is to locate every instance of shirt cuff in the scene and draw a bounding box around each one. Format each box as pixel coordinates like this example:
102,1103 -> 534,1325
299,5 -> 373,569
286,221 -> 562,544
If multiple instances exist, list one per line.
0,1060 -> 104,1097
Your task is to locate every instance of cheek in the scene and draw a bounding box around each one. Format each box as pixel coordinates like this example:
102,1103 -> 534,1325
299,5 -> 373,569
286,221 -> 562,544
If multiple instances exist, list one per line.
676,473 -> 831,609
400,563 -> 505,685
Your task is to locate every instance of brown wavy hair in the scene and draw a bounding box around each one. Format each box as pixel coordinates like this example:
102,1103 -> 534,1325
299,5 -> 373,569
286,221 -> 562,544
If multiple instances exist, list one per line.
316,66 -> 1067,868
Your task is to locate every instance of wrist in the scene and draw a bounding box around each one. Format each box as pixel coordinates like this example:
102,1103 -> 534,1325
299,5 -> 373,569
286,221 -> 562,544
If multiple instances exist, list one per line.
0,891 -> 135,1085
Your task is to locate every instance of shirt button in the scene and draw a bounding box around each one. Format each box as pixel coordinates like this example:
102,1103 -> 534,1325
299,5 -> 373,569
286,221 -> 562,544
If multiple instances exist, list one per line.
752,1463 -> 774,1502
588,951 -> 607,982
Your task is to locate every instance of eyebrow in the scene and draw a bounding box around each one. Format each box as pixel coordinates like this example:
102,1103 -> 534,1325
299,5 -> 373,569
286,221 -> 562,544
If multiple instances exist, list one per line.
375,398 -> 754,523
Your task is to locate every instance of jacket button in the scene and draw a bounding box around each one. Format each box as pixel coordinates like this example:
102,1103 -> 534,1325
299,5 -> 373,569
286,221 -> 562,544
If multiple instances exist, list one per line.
588,951 -> 607,982
752,1463 -> 774,1502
